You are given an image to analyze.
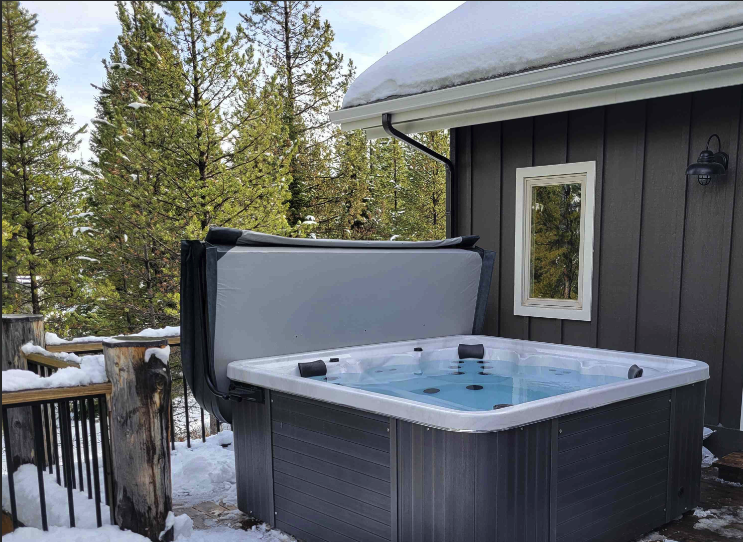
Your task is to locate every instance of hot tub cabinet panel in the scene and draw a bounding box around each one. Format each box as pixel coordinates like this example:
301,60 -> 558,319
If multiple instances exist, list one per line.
233,383 -> 705,542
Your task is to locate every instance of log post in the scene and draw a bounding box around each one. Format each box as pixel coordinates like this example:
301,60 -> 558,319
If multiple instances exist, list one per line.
103,337 -> 172,541
2,314 -> 44,469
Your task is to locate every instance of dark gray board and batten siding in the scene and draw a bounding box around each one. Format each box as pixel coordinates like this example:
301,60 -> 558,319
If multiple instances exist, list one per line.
232,383 -> 705,542
452,86 -> 743,428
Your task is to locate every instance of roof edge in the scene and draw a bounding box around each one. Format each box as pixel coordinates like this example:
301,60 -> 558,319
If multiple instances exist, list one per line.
330,26 -> 743,134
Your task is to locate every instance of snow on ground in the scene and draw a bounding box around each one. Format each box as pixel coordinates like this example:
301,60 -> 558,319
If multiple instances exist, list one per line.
702,445 -> 718,468
3,523 -> 295,542
4,526 -> 145,542
2,354 -> 107,391
702,426 -> 717,468
693,506 -> 743,538
342,1 -> 743,108
170,431 -> 237,507
3,431 -> 295,542
2,464 -> 112,529
636,534 -> 680,542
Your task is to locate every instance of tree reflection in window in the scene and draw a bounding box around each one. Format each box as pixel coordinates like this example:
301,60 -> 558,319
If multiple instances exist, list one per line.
529,182 -> 581,300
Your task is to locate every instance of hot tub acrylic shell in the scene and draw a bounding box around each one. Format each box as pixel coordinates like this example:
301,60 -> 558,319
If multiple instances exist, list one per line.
227,335 -> 708,432
228,335 -> 708,542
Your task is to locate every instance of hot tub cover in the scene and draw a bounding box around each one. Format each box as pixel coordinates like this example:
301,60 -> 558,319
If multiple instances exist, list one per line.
181,227 -> 496,423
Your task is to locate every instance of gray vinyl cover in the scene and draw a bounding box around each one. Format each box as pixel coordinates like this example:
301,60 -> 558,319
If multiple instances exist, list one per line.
181,228 -> 495,423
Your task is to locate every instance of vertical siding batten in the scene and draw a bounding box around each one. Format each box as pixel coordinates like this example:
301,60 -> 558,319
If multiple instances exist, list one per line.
632,101 -> 648,352
635,94 -> 692,357
499,118 -> 534,340
590,107 -> 608,349
719,86 -> 743,429
458,126 -> 473,236
563,107 -> 605,346
678,86 -> 740,426
597,101 -> 646,352
530,113 -> 570,345
448,129 -> 456,239
471,123 -> 503,336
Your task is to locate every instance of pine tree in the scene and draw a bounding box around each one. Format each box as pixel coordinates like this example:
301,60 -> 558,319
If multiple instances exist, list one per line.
82,1 -> 291,335
369,137 -> 407,240
314,127 -> 370,239
241,1 -> 353,229
398,131 -> 448,240
85,0 -> 183,334
159,0 -> 291,238
2,1 -> 87,317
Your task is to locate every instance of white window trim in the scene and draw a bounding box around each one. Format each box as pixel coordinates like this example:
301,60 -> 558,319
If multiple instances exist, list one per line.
514,161 -> 596,321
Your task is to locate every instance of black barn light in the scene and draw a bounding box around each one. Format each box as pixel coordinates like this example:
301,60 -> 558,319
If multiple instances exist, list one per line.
686,134 -> 728,186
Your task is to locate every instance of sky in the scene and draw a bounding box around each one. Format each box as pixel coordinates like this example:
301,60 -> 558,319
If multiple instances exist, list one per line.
23,1 -> 464,161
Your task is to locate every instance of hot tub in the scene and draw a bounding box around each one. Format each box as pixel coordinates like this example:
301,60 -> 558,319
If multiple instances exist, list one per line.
227,336 -> 707,433
181,228 -> 709,542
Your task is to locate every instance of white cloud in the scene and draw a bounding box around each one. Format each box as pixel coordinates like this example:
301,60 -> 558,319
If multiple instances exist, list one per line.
23,1 -> 118,26
22,1 -> 119,160
36,27 -> 102,70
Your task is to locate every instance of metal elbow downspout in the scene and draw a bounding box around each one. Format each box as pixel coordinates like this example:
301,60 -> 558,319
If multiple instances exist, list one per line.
381,113 -> 458,237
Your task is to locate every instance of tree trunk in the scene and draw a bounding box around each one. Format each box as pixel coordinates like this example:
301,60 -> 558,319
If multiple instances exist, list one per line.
209,411 -> 218,436
104,337 -> 172,541
2,314 -> 44,470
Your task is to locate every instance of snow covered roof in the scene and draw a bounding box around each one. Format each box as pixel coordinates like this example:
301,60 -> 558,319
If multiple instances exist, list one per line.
330,2 -> 743,138
341,1 -> 743,109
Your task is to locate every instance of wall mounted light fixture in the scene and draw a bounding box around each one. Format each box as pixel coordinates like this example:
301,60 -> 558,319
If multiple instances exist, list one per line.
686,134 -> 728,186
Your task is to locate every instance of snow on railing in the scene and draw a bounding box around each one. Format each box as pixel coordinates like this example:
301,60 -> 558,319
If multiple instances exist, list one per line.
45,325 -> 181,347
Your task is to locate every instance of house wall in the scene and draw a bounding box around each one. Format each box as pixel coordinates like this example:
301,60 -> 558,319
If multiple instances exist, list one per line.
451,86 -> 743,428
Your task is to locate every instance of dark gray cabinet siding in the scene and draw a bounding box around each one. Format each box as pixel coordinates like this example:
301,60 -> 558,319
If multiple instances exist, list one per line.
451,86 -> 743,427
232,384 -> 705,542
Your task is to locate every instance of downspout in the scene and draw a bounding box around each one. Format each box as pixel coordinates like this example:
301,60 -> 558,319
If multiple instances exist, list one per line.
382,113 -> 458,237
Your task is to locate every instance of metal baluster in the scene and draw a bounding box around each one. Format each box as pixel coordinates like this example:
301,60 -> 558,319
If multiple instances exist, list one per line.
80,399 -> 93,499
2,408 -> 19,529
51,401 -> 61,485
183,376 -> 191,448
31,404 -> 49,531
40,395 -> 49,470
98,397 -> 111,504
98,395 -> 115,525
42,368 -> 53,473
170,395 -> 175,451
66,400 -> 76,490
200,407 -> 206,443
59,400 -> 76,526
216,419 -> 221,433
73,400 -> 84,492
87,397 -> 103,527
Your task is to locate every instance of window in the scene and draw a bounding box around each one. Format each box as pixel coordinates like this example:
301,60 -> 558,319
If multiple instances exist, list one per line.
514,162 -> 596,321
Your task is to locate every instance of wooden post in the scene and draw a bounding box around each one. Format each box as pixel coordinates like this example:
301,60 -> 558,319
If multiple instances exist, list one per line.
2,314 -> 44,469
104,337 -> 172,541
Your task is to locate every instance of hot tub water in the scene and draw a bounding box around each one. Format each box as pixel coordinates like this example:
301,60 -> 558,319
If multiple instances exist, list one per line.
311,348 -> 624,412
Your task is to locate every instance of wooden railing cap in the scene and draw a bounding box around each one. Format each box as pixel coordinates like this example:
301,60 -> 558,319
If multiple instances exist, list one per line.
2,383 -> 113,405
2,313 -> 44,321
103,336 -> 168,348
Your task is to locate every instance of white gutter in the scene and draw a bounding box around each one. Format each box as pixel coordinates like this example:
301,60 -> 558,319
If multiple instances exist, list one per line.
329,27 -> 743,138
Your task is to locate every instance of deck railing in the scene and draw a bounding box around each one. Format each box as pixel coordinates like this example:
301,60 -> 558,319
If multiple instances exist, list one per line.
39,336 -> 220,448
2,315 -> 197,540
2,384 -> 115,531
